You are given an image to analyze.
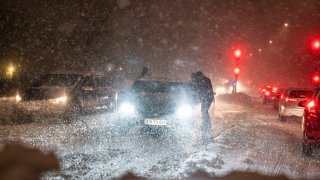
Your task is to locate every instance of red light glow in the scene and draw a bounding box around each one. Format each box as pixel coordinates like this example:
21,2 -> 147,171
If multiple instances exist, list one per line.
313,75 -> 320,82
234,67 -> 240,74
307,100 -> 315,111
234,49 -> 241,58
313,41 -> 320,49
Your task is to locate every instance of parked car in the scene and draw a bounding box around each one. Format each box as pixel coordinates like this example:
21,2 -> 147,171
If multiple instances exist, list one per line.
278,88 -> 313,121
12,70 -> 116,122
298,87 -> 320,155
117,78 -> 196,133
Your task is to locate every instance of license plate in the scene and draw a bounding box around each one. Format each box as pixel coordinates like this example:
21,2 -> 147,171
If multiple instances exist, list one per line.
84,100 -> 98,107
144,119 -> 167,126
27,106 -> 41,111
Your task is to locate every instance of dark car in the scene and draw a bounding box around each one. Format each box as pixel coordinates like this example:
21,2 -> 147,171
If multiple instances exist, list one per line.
260,85 -> 279,104
298,87 -> 320,155
117,78 -> 196,133
12,71 -> 116,122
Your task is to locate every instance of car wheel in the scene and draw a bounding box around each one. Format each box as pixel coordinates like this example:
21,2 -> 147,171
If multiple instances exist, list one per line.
302,142 -> 312,156
263,99 -> 266,104
278,106 -> 286,121
273,103 -> 278,109
278,113 -> 286,121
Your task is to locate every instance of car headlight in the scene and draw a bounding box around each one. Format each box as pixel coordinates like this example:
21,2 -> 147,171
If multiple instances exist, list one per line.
176,104 -> 193,118
15,94 -> 22,102
52,96 -> 67,104
119,102 -> 135,115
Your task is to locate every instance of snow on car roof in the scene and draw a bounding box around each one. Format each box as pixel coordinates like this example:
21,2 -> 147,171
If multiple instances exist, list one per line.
50,70 -> 109,76
137,77 -> 185,83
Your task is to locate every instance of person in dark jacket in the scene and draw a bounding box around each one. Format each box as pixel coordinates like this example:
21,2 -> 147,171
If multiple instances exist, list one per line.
190,71 -> 214,141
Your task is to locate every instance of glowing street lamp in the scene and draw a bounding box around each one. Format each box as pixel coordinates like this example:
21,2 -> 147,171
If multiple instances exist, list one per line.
6,64 -> 15,79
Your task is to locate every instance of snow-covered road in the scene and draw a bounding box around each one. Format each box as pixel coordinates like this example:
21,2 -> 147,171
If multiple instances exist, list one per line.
0,94 -> 320,179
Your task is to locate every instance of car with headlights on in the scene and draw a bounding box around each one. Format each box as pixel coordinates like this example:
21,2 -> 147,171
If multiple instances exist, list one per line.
117,78 -> 196,133
12,71 -> 116,122
278,88 -> 313,121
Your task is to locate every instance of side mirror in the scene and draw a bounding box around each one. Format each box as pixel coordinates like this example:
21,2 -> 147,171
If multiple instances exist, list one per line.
298,100 -> 307,107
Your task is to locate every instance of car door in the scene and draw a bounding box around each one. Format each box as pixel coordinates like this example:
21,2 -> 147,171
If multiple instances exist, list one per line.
94,75 -> 115,109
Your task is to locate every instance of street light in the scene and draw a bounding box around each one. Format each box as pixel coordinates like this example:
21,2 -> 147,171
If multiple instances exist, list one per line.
6,64 -> 15,79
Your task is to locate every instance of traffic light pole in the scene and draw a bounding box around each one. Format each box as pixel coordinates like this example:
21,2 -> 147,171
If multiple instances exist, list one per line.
233,58 -> 239,94
234,74 -> 238,93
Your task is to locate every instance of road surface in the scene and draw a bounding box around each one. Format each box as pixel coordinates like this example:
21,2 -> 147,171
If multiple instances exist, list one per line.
0,93 -> 320,179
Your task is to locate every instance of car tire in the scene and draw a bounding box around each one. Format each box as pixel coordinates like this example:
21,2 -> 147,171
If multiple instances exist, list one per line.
278,113 -> 286,121
302,142 -> 312,156
278,106 -> 286,121
263,99 -> 266,104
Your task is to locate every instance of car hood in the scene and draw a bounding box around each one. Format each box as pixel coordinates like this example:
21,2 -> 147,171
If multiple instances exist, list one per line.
22,86 -> 72,101
130,91 -> 194,118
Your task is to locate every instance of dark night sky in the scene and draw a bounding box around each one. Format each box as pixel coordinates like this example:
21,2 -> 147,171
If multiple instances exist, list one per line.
0,0 -> 320,87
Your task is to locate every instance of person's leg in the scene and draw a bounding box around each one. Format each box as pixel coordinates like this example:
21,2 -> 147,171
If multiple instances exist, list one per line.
201,100 -> 212,144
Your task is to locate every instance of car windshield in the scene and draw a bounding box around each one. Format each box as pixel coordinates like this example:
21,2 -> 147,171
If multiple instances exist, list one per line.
132,80 -> 184,93
289,90 -> 314,98
37,74 -> 82,87
96,76 -> 113,87
2,1 -> 320,180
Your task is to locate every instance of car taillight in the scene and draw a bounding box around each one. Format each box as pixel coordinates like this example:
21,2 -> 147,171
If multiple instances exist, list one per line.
285,97 -> 297,102
272,87 -> 278,92
307,100 -> 315,112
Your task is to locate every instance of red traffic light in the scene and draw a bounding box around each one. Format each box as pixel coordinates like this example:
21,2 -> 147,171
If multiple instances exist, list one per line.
234,49 -> 241,58
312,40 -> 320,50
234,67 -> 240,74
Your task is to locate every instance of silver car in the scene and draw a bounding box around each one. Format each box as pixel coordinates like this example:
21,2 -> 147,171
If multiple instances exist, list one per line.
278,88 -> 313,121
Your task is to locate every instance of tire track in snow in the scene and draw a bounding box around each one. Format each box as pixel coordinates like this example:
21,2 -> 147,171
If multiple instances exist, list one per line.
273,145 -> 286,175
